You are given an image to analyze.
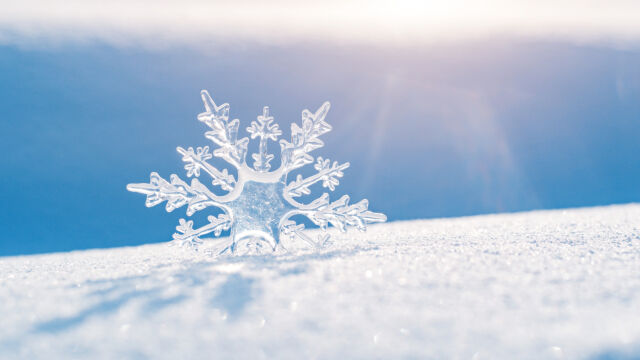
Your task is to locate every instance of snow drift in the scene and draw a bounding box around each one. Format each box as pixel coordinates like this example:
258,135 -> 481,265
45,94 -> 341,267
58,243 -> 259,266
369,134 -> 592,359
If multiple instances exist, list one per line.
1,204 -> 639,359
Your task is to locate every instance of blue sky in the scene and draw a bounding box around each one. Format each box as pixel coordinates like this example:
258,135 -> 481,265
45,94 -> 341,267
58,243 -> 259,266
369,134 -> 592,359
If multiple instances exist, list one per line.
1,2 -> 640,255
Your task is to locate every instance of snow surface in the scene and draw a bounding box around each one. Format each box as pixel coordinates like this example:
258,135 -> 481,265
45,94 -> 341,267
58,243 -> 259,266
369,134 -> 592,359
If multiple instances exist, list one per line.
1,204 -> 640,359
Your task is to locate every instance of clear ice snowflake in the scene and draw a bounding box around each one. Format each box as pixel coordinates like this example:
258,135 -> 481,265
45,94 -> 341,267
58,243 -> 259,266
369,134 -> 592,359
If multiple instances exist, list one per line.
127,90 -> 386,255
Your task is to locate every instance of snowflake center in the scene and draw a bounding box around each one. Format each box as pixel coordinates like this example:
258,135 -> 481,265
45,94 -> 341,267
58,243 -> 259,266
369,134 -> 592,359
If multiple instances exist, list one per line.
227,179 -> 290,252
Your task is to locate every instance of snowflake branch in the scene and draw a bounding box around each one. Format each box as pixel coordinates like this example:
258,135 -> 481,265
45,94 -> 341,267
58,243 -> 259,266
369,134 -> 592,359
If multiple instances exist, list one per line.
286,157 -> 349,197
289,195 -> 386,232
197,90 -> 249,168
247,106 -> 282,172
280,221 -> 330,248
177,146 -> 236,191
171,215 -> 232,248
279,101 -> 332,173
127,172 -> 230,216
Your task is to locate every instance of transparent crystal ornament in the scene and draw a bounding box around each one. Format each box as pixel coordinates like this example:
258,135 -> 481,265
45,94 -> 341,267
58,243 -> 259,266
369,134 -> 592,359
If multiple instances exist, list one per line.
127,90 -> 386,255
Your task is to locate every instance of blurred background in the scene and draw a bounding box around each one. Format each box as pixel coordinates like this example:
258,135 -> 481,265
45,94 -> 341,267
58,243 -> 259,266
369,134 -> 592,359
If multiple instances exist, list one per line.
1,0 -> 639,255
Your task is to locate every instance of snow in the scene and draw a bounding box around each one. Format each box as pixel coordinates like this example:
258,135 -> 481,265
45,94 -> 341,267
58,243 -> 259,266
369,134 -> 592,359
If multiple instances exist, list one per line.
1,204 -> 640,359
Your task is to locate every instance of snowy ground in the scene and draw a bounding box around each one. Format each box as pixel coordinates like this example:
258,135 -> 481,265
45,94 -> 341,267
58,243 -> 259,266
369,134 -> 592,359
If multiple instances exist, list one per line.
1,205 -> 640,359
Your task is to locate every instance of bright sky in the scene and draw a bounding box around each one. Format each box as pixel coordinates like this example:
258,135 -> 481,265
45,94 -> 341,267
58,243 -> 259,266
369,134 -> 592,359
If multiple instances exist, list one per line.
2,0 -> 640,47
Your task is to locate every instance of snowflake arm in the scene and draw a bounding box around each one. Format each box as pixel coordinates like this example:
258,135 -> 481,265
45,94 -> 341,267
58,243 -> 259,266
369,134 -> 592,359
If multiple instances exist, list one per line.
171,215 -> 232,248
286,157 -> 349,197
281,221 -> 330,248
247,106 -> 282,172
177,146 -> 236,191
126,172 -> 230,216
284,195 -> 386,233
279,101 -> 332,173
197,90 -> 249,168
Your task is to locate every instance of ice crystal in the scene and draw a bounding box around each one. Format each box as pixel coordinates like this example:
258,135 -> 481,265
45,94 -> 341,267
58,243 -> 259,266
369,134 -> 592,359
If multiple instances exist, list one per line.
127,90 -> 386,255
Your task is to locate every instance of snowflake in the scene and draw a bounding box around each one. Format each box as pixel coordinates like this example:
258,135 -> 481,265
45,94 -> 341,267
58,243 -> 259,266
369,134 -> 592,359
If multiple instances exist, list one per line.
127,90 -> 386,255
